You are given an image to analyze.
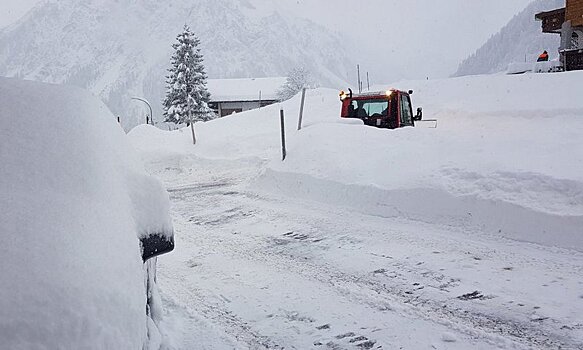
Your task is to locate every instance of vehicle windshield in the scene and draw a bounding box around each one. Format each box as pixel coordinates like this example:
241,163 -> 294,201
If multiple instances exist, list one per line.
350,99 -> 388,117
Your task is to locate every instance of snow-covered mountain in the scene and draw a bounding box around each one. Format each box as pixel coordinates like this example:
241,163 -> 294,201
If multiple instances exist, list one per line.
453,0 -> 564,77
0,0 -> 354,128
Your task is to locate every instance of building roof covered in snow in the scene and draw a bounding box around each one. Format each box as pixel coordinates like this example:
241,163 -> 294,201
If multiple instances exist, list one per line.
207,77 -> 287,103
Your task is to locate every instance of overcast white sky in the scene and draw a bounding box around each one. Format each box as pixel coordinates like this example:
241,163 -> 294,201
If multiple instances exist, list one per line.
0,0 -> 535,36
0,0 -> 536,80
0,0 -> 40,28
258,0 -> 536,80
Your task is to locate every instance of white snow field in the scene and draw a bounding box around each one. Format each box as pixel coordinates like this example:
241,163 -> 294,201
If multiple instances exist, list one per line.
129,71 -> 583,349
0,77 -> 173,349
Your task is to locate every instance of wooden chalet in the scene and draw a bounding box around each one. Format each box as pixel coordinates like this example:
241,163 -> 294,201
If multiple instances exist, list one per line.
536,0 -> 583,71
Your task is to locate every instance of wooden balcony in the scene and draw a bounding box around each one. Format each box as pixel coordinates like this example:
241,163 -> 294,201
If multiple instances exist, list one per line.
535,8 -> 566,33
563,48 -> 583,70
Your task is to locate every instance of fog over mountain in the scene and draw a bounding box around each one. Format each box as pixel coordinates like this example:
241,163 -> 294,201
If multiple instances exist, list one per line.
266,0 -> 533,83
0,0 -> 355,128
454,0 -> 564,77
0,0 -> 534,127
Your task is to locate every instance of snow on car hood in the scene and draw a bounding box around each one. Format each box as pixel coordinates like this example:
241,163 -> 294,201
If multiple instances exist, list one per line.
0,77 -> 172,348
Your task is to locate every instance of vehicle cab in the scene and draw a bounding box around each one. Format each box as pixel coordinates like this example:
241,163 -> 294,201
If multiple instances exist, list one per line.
340,88 -> 422,129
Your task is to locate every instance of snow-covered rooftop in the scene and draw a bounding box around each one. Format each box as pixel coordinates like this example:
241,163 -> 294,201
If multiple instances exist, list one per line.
207,77 -> 287,102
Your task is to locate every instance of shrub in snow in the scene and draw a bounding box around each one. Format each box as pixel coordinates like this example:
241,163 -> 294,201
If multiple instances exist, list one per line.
163,25 -> 215,125
277,66 -> 316,101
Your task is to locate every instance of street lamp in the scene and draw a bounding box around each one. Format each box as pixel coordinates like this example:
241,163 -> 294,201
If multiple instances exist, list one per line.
131,97 -> 154,125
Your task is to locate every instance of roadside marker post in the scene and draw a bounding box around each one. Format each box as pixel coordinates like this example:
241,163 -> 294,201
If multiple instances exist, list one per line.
297,87 -> 306,131
280,109 -> 287,161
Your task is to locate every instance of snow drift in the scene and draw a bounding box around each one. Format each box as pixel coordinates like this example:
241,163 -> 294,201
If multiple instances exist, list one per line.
264,72 -> 583,250
0,77 -> 172,348
129,71 -> 583,251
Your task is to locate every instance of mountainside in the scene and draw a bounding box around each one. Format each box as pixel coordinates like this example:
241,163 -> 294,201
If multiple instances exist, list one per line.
0,0 -> 354,128
453,0 -> 564,77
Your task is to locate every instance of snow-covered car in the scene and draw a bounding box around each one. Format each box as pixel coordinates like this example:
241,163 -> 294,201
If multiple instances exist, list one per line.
0,77 -> 174,349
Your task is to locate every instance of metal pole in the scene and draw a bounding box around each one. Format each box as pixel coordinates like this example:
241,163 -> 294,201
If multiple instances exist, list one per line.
297,88 -> 306,131
188,96 -> 196,145
259,90 -> 262,109
366,72 -> 370,91
280,109 -> 286,161
357,64 -> 361,93
131,97 -> 154,125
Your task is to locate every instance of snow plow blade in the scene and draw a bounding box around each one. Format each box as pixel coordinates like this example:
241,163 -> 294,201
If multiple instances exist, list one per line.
415,119 -> 438,128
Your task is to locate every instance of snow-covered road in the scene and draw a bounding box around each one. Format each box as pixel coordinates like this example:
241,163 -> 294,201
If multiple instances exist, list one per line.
153,158 -> 583,350
124,73 -> 583,349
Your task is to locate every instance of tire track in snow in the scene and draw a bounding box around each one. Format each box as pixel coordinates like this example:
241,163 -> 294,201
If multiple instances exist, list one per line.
165,178 -> 583,350
218,232 -> 578,349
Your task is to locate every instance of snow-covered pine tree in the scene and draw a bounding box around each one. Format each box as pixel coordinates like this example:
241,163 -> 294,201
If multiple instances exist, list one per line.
276,66 -> 315,101
163,25 -> 215,132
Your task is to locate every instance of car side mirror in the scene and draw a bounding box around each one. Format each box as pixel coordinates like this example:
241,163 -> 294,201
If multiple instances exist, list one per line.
140,233 -> 175,262
414,107 -> 423,121
408,90 -> 413,95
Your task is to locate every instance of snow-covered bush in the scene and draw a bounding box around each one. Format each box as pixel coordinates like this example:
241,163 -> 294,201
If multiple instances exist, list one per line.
277,66 -> 316,101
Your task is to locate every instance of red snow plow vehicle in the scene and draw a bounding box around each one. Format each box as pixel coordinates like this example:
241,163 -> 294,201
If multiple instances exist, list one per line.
340,88 -> 423,129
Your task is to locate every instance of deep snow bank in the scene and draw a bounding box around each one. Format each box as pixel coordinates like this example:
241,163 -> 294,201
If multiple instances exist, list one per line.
130,72 -> 583,251
129,87 -> 352,161
0,77 -> 172,348
260,72 -> 583,250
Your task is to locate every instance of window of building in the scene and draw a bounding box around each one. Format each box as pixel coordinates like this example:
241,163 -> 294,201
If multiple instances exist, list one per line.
571,32 -> 580,49
221,108 -> 242,117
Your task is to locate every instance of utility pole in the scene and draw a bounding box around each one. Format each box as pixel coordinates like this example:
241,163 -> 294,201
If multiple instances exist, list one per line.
357,64 -> 362,93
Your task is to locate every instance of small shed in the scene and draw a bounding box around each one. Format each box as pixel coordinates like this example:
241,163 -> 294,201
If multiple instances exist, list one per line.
207,77 -> 287,117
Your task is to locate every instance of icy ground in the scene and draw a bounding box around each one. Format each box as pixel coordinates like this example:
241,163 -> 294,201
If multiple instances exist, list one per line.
148,158 -> 582,350
129,72 -> 583,349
